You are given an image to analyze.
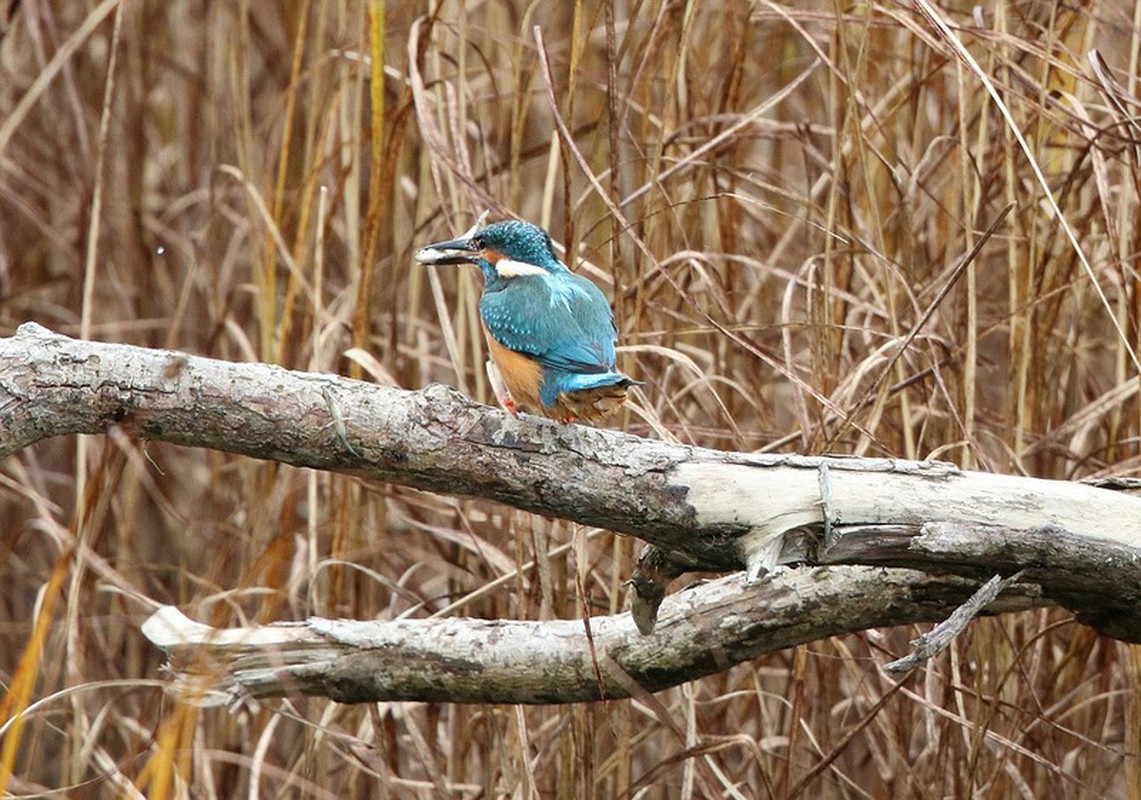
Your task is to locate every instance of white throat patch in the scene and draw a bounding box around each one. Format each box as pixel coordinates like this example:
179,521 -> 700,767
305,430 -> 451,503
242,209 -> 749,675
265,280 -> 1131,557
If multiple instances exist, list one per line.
494,258 -> 549,278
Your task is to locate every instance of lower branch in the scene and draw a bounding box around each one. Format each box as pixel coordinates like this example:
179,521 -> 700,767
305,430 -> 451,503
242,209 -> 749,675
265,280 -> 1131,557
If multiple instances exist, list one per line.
143,566 -> 1042,704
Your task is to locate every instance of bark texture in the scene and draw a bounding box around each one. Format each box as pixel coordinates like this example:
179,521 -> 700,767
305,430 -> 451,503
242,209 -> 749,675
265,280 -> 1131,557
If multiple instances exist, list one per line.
5,323 -> 1141,703
142,568 -> 1043,705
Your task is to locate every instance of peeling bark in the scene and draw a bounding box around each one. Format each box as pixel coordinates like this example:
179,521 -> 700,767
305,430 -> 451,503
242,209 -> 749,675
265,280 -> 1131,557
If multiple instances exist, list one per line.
4,323 -> 1141,703
141,568 -> 1043,705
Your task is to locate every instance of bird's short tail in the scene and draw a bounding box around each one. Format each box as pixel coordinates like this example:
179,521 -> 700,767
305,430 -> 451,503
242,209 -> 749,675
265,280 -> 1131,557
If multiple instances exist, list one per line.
560,371 -> 641,394
548,371 -> 640,423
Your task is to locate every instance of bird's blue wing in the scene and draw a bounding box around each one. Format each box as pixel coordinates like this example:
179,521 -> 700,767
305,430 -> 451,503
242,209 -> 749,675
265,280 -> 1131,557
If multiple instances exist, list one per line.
479,273 -> 618,375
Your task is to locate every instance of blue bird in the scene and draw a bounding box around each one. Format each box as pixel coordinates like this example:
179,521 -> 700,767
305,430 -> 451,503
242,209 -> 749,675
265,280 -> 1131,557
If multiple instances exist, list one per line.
415,217 -> 638,423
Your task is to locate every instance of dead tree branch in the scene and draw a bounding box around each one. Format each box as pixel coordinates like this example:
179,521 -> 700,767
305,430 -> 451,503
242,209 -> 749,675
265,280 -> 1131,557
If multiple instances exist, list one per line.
4,323 -> 1141,703
141,568 -> 1042,705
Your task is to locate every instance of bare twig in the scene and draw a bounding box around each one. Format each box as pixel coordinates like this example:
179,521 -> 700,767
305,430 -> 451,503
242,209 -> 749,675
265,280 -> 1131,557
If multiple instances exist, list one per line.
884,571 -> 1026,672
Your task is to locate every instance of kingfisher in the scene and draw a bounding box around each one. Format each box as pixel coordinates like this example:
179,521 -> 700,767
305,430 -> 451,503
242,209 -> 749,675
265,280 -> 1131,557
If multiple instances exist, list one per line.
414,216 -> 638,424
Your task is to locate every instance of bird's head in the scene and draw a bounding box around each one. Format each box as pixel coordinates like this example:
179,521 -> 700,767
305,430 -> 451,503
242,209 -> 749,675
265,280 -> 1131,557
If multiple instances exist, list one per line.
415,218 -> 566,280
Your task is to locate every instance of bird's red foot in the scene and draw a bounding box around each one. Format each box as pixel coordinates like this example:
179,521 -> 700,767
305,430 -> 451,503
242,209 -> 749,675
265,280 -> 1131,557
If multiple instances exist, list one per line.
486,359 -> 517,415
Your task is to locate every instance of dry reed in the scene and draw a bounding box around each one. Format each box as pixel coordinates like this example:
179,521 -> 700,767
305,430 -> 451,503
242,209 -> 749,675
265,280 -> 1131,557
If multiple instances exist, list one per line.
1,1 -> 1139,797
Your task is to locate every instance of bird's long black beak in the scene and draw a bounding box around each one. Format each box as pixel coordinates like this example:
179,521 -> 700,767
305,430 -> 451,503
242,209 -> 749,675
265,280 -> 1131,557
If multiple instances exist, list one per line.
413,236 -> 479,266
414,211 -> 489,266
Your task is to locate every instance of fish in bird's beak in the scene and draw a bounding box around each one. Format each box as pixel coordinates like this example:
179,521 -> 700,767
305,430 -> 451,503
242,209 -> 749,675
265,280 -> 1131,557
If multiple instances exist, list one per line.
414,237 -> 477,265
414,211 -> 489,265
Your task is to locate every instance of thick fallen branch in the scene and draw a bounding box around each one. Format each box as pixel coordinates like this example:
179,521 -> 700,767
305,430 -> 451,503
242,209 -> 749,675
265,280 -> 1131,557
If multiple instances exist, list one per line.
4,323 -> 1141,702
141,567 -> 1043,705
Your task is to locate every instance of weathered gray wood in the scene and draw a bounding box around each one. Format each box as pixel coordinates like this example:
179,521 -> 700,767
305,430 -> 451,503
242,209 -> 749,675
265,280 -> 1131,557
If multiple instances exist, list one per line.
5,322 -> 1141,703
141,567 -> 1043,705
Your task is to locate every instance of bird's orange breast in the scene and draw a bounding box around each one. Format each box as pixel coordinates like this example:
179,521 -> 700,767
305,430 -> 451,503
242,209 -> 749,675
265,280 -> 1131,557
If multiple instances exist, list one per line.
482,324 -> 544,412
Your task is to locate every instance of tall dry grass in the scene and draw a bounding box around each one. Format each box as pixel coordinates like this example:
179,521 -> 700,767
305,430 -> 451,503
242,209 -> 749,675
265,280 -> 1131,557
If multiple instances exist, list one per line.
1,1 -> 1140,797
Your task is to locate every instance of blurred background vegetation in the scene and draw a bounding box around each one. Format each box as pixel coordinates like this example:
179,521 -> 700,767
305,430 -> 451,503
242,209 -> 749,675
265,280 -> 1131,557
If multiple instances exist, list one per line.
2,0 -> 1140,797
